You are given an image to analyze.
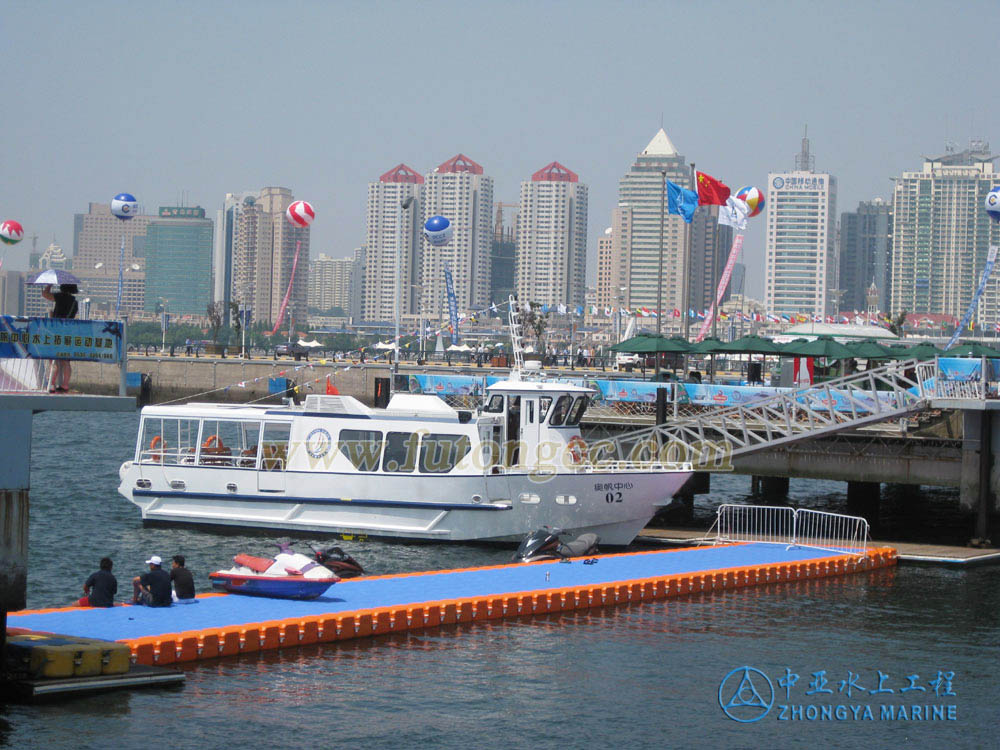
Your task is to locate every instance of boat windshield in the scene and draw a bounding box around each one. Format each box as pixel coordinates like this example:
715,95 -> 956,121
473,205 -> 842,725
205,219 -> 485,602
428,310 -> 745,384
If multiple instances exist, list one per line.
566,396 -> 589,426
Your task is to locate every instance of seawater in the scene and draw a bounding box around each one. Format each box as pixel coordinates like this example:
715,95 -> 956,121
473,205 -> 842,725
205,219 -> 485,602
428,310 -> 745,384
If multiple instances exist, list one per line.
1,411 -> 996,749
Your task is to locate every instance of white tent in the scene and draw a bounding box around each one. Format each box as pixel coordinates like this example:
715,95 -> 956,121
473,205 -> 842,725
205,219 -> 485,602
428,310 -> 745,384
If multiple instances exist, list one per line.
299,339 -> 324,348
447,343 -> 472,352
374,341 -> 398,351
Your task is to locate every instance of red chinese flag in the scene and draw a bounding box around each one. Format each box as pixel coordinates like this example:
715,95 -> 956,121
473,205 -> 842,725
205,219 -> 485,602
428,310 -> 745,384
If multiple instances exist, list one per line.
696,171 -> 731,206
326,375 -> 339,395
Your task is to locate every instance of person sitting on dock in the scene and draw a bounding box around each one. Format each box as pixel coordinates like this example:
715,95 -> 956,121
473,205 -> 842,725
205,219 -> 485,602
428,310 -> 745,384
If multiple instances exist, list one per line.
170,555 -> 196,603
132,555 -> 172,607
77,557 -> 117,608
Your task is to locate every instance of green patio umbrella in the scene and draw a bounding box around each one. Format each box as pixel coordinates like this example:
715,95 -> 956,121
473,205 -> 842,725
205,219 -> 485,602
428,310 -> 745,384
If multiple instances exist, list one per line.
942,342 -> 1000,357
609,334 -> 690,353
781,336 -> 857,360
689,336 -> 727,354
716,334 -> 784,354
844,340 -> 894,359
889,342 -> 944,360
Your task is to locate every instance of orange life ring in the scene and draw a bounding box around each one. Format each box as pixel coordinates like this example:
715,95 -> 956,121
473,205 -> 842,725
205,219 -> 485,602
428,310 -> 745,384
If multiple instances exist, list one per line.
567,436 -> 587,465
149,435 -> 166,463
202,434 -> 223,450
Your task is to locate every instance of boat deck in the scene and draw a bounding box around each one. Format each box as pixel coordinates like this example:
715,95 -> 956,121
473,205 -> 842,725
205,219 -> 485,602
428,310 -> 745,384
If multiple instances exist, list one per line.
9,542 -> 896,667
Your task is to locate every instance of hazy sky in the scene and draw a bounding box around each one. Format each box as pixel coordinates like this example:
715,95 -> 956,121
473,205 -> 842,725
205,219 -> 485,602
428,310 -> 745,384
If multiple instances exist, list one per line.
2,0 -> 997,300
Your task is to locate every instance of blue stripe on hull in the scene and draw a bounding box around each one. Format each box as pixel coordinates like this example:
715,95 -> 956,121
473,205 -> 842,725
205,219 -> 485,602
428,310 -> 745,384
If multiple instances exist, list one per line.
131,489 -> 510,512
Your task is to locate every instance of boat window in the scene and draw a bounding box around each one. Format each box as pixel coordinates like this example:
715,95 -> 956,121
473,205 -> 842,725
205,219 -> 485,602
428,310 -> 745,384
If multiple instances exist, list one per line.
198,419 -> 261,468
382,432 -> 418,473
566,397 -> 589,426
338,429 -> 383,472
538,396 -> 552,421
419,433 -> 471,474
483,395 -> 504,413
526,399 -> 535,423
139,417 -> 199,464
260,423 -> 291,471
548,395 -> 572,426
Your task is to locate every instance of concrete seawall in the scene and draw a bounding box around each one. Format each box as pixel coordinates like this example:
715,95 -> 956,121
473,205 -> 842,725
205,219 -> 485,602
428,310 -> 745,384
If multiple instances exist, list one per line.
73,358 -> 392,404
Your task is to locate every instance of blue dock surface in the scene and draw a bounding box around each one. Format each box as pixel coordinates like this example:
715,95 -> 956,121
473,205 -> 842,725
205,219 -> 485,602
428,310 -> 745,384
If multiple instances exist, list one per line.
10,543 -> 894,665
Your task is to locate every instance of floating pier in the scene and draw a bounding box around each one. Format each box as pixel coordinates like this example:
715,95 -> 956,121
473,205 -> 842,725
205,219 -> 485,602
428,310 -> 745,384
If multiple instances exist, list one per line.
9,543 -> 896,667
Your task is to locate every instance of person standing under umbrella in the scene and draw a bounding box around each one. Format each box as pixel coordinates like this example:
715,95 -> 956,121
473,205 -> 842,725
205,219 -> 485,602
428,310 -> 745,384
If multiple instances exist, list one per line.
41,283 -> 78,393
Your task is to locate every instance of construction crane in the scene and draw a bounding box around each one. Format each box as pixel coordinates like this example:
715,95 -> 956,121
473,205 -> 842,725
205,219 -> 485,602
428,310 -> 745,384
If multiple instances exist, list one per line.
495,202 -> 518,240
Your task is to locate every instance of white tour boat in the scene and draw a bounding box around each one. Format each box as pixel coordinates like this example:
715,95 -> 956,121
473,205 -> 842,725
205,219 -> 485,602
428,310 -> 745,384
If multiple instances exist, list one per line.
118,301 -> 693,545
117,375 -> 693,545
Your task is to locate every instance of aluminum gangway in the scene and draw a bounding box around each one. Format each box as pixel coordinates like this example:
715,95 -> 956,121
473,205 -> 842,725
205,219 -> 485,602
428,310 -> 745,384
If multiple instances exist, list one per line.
601,359 -> 936,469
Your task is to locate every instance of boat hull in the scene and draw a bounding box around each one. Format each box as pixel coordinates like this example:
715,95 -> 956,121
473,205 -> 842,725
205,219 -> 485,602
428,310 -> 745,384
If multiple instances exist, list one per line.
207,572 -> 336,600
119,463 -> 691,546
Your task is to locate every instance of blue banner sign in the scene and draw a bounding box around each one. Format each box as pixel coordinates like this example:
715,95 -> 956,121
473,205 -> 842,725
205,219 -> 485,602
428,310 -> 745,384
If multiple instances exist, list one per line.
444,265 -> 459,345
0,317 -> 124,362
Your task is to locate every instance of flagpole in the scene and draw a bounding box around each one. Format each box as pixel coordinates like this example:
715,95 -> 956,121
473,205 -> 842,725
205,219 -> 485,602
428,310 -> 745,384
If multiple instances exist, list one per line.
681,162 -> 695,376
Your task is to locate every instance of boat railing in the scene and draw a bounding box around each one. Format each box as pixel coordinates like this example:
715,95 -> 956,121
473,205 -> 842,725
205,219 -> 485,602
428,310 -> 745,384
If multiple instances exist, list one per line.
707,504 -> 870,557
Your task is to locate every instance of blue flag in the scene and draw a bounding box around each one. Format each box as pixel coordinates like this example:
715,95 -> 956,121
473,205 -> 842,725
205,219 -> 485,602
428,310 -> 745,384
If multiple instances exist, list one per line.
667,181 -> 698,223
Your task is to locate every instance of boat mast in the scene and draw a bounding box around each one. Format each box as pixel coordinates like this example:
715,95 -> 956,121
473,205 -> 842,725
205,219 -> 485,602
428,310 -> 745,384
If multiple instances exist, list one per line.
507,295 -> 525,374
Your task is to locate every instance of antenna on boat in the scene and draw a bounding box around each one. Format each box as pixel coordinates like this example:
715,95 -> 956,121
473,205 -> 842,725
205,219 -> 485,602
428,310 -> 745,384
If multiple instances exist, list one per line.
507,295 -> 525,375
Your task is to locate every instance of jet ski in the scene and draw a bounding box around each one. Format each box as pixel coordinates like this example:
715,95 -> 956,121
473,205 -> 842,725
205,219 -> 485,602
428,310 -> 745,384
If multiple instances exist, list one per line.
310,545 -> 365,578
514,527 -> 600,563
208,543 -> 339,600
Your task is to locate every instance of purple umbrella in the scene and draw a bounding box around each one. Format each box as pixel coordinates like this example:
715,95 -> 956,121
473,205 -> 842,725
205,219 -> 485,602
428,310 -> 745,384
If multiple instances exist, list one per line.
26,269 -> 81,286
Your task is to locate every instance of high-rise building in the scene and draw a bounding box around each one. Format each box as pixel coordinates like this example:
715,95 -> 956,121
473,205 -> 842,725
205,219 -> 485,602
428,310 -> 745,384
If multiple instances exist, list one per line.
515,162 -> 588,308
889,143 -> 1000,325
72,202 -> 149,314
596,206 -> 634,310
612,129 -> 691,315
764,131 -> 838,316
490,226 -> 516,306
214,191 -> 260,322
839,198 -> 893,313
144,206 -> 214,316
689,206 -> 733,316
420,154 -> 493,320
308,254 -> 353,313
349,246 -> 366,324
0,271 -> 25,316
230,187 -> 310,328
362,164 -> 424,323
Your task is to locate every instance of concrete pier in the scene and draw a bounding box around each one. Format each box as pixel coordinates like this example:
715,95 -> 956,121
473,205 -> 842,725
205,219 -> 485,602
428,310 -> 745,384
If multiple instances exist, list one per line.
0,395 -> 134,651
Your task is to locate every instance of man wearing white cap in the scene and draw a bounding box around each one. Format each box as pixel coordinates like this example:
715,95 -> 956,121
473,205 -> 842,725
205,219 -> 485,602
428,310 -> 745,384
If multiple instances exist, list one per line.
132,555 -> 172,607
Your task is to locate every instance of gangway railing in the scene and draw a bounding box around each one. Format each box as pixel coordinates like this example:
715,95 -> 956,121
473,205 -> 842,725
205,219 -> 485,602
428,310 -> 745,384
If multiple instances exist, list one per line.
598,358 -> 931,469
708,504 -> 869,557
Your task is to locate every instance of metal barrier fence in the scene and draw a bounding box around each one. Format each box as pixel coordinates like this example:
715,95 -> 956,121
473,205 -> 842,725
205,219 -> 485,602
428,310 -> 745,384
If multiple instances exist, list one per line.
709,504 -> 869,557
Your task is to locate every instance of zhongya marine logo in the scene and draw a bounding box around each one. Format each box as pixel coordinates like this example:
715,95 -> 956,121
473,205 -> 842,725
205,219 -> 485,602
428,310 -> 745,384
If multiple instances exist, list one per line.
719,667 -> 774,722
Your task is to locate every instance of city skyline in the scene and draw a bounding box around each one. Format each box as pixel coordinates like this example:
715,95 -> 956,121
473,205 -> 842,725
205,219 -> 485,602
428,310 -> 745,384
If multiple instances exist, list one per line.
2,2 -> 996,303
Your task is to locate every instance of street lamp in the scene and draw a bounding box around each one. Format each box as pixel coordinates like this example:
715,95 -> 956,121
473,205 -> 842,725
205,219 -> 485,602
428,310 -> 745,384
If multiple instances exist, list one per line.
394,195 -> 415,375
159,297 -> 169,354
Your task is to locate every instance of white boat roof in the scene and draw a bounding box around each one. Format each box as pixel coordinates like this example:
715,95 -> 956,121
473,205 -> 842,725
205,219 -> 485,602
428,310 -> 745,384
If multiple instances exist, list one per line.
384,393 -> 459,416
486,379 -> 594,395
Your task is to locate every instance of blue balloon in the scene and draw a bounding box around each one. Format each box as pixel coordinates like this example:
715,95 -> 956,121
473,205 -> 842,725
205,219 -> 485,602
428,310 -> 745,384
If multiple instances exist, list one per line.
423,215 -> 453,246
111,192 -> 138,221
986,186 -> 1000,224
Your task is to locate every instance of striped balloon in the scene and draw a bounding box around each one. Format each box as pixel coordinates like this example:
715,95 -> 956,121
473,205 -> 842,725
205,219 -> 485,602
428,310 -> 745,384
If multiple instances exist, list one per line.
286,200 -> 315,228
0,219 -> 24,245
735,186 -> 765,218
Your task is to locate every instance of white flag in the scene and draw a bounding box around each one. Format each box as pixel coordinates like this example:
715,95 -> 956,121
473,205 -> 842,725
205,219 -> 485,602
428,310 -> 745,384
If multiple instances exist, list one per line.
718,197 -> 749,231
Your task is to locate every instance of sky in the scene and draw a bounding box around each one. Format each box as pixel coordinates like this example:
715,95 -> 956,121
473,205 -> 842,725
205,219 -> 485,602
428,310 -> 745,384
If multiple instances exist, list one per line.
2,0 -> 997,300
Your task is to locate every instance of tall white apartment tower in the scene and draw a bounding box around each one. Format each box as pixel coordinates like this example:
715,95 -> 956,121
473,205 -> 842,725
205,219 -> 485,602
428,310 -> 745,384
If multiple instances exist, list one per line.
890,142 -> 1000,326
613,129 -> 690,314
515,162 -> 588,308
420,154 -> 493,320
765,131 -> 838,317
363,164 -> 424,322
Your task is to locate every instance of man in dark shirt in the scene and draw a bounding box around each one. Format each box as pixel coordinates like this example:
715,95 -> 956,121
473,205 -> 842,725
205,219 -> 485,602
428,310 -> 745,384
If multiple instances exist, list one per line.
78,557 -> 117,607
170,555 -> 196,602
132,555 -> 172,607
